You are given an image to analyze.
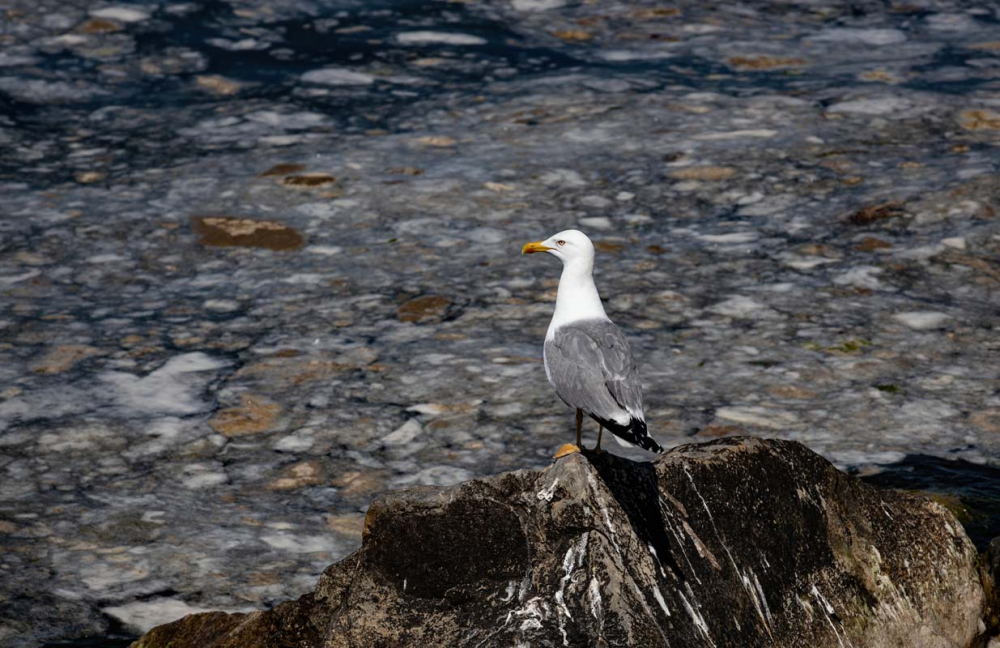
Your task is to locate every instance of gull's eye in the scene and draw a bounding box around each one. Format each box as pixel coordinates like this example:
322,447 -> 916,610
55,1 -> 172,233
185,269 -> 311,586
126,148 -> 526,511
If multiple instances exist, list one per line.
557,240 -> 566,246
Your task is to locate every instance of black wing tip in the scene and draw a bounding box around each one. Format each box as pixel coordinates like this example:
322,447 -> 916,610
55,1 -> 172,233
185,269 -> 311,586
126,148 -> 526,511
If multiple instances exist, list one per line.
604,417 -> 663,454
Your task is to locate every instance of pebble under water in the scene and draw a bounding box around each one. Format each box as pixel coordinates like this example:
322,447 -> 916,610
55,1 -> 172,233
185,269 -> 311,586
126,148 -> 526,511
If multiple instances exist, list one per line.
2,0 -> 1000,645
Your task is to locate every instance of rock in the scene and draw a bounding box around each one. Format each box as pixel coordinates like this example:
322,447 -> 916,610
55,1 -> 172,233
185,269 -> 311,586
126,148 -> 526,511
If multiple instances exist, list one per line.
75,171 -> 106,184
30,344 -> 101,374
397,295 -> 452,323
958,109 -> 1000,131
727,55 -> 806,70
208,395 -> 282,437
551,29 -> 594,42
194,75 -> 242,96
848,201 -> 906,225
268,461 -> 325,491
414,135 -> 457,147
191,216 -> 304,251
668,166 -> 735,181
75,18 -> 123,34
131,438 -> 985,648
982,538 -> 1000,638
280,173 -> 336,188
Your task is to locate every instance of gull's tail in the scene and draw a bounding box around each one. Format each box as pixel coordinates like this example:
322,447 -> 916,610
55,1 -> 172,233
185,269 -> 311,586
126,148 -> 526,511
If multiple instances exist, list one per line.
610,417 -> 664,454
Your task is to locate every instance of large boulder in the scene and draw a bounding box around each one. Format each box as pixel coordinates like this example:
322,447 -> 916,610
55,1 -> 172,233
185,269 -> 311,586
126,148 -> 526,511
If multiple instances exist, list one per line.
132,438 -> 986,648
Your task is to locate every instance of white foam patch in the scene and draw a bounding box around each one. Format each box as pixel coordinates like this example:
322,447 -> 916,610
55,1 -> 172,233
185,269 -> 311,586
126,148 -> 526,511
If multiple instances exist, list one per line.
301,67 -> 376,86
693,129 -> 777,140
827,97 -> 912,115
273,432 -> 315,452
707,296 -> 775,318
99,353 -> 229,416
396,31 -> 486,46
926,13 -> 980,32
512,0 -> 565,10
698,232 -> 759,244
307,245 -> 343,255
261,533 -> 338,553
598,50 -> 674,62
103,599 -> 217,633
179,463 -> 228,489
892,311 -> 950,330
827,449 -> 907,468
245,110 -> 328,129
579,216 -> 613,230
715,406 -> 800,430
392,465 -> 474,487
382,419 -> 423,445
90,6 -> 150,22
541,168 -> 586,187
811,28 -> 907,46
833,266 -> 883,289
203,299 -> 240,312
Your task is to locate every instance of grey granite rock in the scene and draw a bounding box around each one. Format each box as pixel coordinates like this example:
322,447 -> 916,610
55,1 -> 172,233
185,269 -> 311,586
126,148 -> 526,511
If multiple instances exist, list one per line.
131,438 -> 986,648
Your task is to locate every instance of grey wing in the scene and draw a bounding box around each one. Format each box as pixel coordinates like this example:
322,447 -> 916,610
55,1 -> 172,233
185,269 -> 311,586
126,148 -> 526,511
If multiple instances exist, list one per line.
593,323 -> 645,422
544,320 -> 644,425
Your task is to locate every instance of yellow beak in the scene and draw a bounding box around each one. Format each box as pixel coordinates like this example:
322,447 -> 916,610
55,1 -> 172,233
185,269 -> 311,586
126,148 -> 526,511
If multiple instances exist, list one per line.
521,241 -> 552,255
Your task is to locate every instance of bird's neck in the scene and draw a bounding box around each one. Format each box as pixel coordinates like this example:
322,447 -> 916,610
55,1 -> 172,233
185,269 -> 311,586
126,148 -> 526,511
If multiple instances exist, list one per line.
547,262 -> 608,340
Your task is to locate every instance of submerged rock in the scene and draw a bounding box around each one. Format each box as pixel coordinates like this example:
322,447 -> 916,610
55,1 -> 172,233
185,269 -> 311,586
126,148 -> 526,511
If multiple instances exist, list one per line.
132,438 -> 986,648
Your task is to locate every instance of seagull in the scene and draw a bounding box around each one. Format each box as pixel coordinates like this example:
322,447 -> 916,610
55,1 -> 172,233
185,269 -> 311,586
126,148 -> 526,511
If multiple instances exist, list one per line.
522,229 -> 663,457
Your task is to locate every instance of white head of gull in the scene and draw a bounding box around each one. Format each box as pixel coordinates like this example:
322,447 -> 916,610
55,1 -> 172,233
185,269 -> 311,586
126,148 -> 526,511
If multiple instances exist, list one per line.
522,229 -> 663,458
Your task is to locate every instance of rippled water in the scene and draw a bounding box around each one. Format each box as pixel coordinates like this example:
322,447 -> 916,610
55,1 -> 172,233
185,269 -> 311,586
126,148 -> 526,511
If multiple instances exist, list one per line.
4,0 -> 1000,644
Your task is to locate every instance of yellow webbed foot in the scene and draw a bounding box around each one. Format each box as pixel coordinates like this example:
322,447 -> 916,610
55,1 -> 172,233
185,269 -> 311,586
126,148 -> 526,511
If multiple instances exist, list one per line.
553,443 -> 582,460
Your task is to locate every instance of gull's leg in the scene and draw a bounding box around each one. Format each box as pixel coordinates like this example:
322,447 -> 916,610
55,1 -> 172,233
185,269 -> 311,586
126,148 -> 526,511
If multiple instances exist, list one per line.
594,426 -> 603,453
554,410 -> 584,460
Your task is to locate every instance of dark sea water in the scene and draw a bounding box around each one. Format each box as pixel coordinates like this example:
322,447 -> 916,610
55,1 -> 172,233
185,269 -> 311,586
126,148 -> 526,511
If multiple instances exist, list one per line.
42,639 -> 135,648
859,455 -> 1000,552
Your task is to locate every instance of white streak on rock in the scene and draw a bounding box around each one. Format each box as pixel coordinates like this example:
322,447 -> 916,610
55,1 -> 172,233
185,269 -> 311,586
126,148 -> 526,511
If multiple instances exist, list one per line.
811,585 -> 846,648
679,585 -> 715,647
587,473 -> 622,558
752,571 -> 774,626
587,577 -> 603,623
554,533 -> 589,645
653,586 -> 671,617
536,478 -> 559,502
659,501 -> 703,582
648,543 -> 667,578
